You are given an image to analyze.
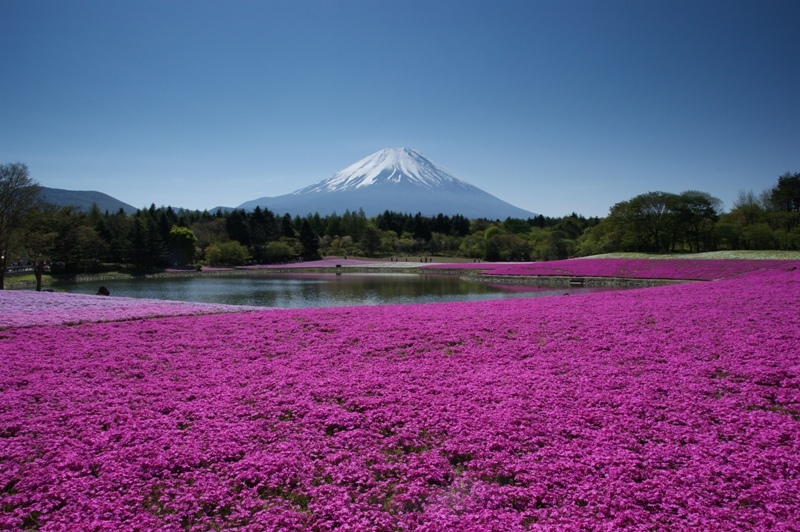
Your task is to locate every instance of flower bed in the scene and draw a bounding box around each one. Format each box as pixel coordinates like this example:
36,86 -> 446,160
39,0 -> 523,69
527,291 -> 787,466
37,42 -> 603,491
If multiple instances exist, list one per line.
239,259 -> 379,269
0,290 -> 260,329
1,269 -> 798,530
424,258 -> 800,281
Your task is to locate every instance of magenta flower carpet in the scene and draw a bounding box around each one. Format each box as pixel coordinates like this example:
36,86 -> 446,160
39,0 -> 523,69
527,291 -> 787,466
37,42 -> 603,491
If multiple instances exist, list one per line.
423,258 -> 800,281
1,266 -> 798,530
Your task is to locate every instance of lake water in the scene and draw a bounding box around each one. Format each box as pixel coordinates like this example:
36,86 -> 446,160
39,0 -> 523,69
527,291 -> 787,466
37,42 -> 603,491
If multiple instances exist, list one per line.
54,273 -> 624,308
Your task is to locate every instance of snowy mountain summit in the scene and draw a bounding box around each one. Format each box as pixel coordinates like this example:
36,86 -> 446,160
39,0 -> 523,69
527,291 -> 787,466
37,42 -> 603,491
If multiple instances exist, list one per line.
237,148 -> 535,219
296,148 -> 473,194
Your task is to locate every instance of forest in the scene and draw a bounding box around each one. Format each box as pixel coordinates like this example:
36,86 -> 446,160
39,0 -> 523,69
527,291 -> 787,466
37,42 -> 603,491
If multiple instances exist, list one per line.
1,163 -> 799,287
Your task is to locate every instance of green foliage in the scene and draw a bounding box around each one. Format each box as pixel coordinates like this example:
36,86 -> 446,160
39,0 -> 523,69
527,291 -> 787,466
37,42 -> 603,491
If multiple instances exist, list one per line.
261,241 -> 297,264
0,163 -> 41,288
5,165 -> 799,276
593,190 -> 722,254
206,240 -> 251,266
299,219 -> 320,260
359,223 -> 381,256
168,225 -> 198,266
770,172 -> 800,212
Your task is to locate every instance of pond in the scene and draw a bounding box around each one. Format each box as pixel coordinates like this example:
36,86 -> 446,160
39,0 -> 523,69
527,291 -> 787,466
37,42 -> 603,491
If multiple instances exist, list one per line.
54,273 -> 626,308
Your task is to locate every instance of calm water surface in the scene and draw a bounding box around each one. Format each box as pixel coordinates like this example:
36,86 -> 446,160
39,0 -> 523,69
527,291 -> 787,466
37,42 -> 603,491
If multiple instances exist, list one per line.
55,273 -> 624,308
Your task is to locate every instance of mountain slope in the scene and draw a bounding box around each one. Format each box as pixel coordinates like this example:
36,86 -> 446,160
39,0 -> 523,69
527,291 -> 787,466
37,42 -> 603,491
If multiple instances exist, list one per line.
39,187 -> 138,214
238,148 -> 535,219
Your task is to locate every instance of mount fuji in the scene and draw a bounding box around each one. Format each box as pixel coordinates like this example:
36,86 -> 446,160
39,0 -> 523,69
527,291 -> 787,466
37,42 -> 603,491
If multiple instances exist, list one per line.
236,148 -> 536,219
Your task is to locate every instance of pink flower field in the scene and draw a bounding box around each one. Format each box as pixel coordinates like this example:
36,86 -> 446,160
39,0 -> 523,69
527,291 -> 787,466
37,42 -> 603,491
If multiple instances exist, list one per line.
0,290 -> 261,329
423,258 -> 800,281
1,268 -> 799,530
240,259 -> 379,269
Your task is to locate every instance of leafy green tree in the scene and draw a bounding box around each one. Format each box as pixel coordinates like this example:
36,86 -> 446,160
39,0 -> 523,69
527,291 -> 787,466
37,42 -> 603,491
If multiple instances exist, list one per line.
0,163 -> 40,289
768,172 -> 800,240
770,172 -> 800,212
397,232 -> 421,255
216,241 -> 251,266
262,241 -> 296,263
574,224 -> 611,256
380,230 -> 399,255
671,190 -> 722,252
190,217 -> 229,251
741,223 -> 778,250
204,244 -> 222,266
49,206 -> 88,273
503,217 -> 531,235
458,233 -> 484,258
168,225 -> 197,266
20,203 -> 59,290
329,235 -> 355,257
632,191 -> 676,252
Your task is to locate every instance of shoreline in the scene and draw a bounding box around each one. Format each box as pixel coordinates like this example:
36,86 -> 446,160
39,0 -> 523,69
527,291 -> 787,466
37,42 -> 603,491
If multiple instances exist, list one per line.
8,264 -> 686,290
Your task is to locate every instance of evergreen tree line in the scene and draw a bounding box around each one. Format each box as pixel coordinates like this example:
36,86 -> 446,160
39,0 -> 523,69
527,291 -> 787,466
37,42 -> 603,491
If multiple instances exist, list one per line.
3,162 -> 799,282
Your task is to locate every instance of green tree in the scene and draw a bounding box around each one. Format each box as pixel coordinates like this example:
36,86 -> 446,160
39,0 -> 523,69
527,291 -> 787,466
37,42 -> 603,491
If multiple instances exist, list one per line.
216,240 -> 251,266
359,223 -> 381,256
0,163 -> 41,289
168,225 -> 198,266
262,241 -> 296,263
299,219 -> 320,260
226,209 -> 250,247
503,217 -> 531,235
770,172 -> 800,212
768,172 -> 800,241
20,204 -> 59,291
204,244 -> 222,266
129,216 -> 149,269
191,217 -> 229,251
281,213 -> 295,238
671,190 -> 722,252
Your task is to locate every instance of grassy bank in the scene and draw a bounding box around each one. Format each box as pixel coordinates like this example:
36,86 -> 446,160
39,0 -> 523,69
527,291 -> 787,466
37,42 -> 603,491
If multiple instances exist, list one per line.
585,250 -> 800,260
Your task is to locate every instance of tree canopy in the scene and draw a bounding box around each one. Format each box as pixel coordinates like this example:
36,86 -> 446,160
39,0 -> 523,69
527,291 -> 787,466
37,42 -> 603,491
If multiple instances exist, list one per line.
0,163 -> 41,288
3,163 -> 799,289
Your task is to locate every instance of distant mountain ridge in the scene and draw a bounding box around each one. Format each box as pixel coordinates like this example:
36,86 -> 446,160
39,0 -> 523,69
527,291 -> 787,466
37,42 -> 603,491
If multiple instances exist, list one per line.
238,148 -> 535,219
39,187 -> 138,215
39,149 -> 537,220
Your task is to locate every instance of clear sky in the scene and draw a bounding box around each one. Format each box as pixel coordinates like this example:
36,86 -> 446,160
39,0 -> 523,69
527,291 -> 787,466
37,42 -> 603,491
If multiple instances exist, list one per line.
2,0 -> 798,217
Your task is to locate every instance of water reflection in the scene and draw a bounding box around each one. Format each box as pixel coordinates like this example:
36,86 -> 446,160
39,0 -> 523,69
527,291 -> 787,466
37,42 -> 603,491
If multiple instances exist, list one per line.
55,273 -> 624,308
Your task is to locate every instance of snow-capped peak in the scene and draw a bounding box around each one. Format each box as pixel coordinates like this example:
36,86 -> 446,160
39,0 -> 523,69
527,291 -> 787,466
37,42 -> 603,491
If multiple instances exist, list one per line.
295,148 -> 475,194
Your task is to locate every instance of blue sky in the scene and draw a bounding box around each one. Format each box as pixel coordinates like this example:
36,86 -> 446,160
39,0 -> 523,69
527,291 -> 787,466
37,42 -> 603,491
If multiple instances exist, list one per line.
2,0 -> 798,217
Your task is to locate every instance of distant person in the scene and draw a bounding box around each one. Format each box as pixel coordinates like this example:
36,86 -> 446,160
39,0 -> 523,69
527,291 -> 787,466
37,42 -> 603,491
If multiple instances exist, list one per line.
97,286 -> 110,296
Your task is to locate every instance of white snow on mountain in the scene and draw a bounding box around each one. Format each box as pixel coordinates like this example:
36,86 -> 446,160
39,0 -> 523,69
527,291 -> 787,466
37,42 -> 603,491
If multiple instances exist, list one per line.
236,147 -> 536,219
294,148 -> 473,194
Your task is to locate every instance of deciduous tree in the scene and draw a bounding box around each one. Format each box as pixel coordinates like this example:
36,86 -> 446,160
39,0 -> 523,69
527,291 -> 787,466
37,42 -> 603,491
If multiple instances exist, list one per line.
0,163 -> 40,289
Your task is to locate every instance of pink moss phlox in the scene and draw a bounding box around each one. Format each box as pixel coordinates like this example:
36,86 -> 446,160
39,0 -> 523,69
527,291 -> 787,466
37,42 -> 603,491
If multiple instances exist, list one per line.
0,290 -> 261,328
423,258 -> 800,281
1,269 -> 799,529
239,259 -> 378,269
